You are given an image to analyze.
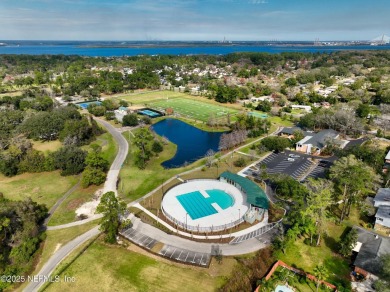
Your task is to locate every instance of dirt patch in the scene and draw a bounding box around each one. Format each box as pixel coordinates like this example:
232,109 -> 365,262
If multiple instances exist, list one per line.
67,198 -> 85,211
53,243 -> 62,253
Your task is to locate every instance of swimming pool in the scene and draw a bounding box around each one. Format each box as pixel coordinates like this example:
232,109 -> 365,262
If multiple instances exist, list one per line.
161,180 -> 249,232
76,101 -> 102,109
176,189 -> 234,220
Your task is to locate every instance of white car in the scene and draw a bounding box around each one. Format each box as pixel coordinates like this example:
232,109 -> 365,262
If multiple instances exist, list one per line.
287,158 -> 295,162
289,154 -> 300,158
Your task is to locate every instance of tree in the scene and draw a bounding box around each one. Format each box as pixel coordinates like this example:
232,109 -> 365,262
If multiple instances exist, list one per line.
205,149 -> 215,167
133,128 -> 154,169
85,151 -> 109,171
95,191 -> 127,244
81,166 -> 106,188
122,113 -> 139,127
151,141 -> 163,154
261,136 -> 291,153
313,265 -> 329,292
330,155 -> 381,223
339,228 -> 358,257
291,129 -> 304,144
356,103 -> 370,118
51,146 -> 87,176
304,178 -> 333,246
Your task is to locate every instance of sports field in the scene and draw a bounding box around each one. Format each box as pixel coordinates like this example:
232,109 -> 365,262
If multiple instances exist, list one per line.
149,98 -> 239,122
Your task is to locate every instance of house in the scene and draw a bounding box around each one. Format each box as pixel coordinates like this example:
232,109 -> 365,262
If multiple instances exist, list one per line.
373,188 -> 390,231
373,188 -> 390,207
296,129 -> 339,155
375,205 -> 390,230
383,150 -> 390,173
352,226 -> 390,278
278,127 -> 311,139
251,96 -> 275,103
290,105 -> 312,112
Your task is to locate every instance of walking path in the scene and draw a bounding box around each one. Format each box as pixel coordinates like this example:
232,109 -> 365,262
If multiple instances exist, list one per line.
44,178 -> 81,226
25,125 -> 282,291
133,203 -> 270,240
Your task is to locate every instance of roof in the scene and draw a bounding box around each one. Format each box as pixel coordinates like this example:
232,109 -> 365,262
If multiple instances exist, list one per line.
375,205 -> 390,219
386,150 -> 390,160
353,226 -> 390,276
219,171 -> 269,209
298,129 -> 339,149
280,127 -> 310,136
374,188 -> 390,203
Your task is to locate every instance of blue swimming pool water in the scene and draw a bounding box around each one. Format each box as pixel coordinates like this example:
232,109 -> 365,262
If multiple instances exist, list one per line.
76,101 -> 102,109
205,189 -> 234,209
176,189 -> 234,220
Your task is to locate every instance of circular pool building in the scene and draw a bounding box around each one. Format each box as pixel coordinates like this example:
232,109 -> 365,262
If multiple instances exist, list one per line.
161,171 -> 269,233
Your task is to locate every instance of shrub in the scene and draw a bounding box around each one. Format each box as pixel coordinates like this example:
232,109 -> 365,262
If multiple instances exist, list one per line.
233,157 -> 246,167
122,113 -> 138,126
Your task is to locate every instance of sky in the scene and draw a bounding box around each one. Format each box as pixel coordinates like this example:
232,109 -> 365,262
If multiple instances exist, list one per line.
1,0 -> 389,41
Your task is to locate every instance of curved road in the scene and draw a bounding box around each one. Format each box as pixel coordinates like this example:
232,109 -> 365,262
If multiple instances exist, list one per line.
25,123 -> 279,291
24,118 -> 128,292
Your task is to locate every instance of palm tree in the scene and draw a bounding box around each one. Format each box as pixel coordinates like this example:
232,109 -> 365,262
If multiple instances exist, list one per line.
313,265 -> 329,292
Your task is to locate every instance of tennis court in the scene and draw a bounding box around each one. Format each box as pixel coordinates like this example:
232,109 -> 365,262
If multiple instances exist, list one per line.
149,98 -> 239,122
138,109 -> 162,117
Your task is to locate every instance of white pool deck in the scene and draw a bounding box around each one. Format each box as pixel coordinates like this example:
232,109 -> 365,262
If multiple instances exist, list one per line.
161,180 -> 249,231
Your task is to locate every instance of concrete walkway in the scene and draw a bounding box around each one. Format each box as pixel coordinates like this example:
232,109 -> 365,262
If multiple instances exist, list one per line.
128,216 -> 270,256
133,203 -> 270,240
26,125 -> 282,291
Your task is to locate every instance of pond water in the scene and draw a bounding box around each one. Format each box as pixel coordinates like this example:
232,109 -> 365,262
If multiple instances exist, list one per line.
151,118 -> 225,168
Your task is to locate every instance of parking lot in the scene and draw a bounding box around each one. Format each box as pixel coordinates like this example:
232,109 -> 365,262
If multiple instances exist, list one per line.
159,244 -> 211,267
244,150 -> 335,182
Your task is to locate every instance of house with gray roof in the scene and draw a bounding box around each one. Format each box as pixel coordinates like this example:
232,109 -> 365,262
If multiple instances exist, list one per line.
375,205 -> 390,230
279,127 -> 311,137
374,188 -> 390,207
353,226 -> 390,278
296,129 -> 340,155
373,188 -> 390,230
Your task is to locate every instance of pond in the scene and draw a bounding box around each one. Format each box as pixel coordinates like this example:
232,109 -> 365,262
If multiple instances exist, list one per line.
151,118 -> 226,168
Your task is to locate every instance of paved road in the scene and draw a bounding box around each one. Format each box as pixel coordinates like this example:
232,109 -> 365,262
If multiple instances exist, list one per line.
25,125 -> 281,291
24,118 -> 128,292
44,179 -> 81,226
95,118 -> 129,195
25,227 -> 100,292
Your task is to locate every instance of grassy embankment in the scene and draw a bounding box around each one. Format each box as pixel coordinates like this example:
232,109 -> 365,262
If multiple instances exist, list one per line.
14,220 -> 99,292
119,126 -> 257,204
0,172 -> 78,209
47,132 -> 118,226
43,237 -> 236,292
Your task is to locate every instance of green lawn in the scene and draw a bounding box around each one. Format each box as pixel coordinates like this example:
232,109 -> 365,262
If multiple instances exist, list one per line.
114,90 -> 189,104
0,172 -> 78,209
44,240 -> 232,292
119,127 -> 255,203
149,97 -> 239,122
274,221 -> 350,285
48,131 -> 118,225
47,184 -> 100,226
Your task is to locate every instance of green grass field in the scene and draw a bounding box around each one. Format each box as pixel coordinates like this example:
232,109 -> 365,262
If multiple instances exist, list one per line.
149,98 -> 239,122
0,172 -> 78,209
115,90 -> 188,105
44,240 -> 233,292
